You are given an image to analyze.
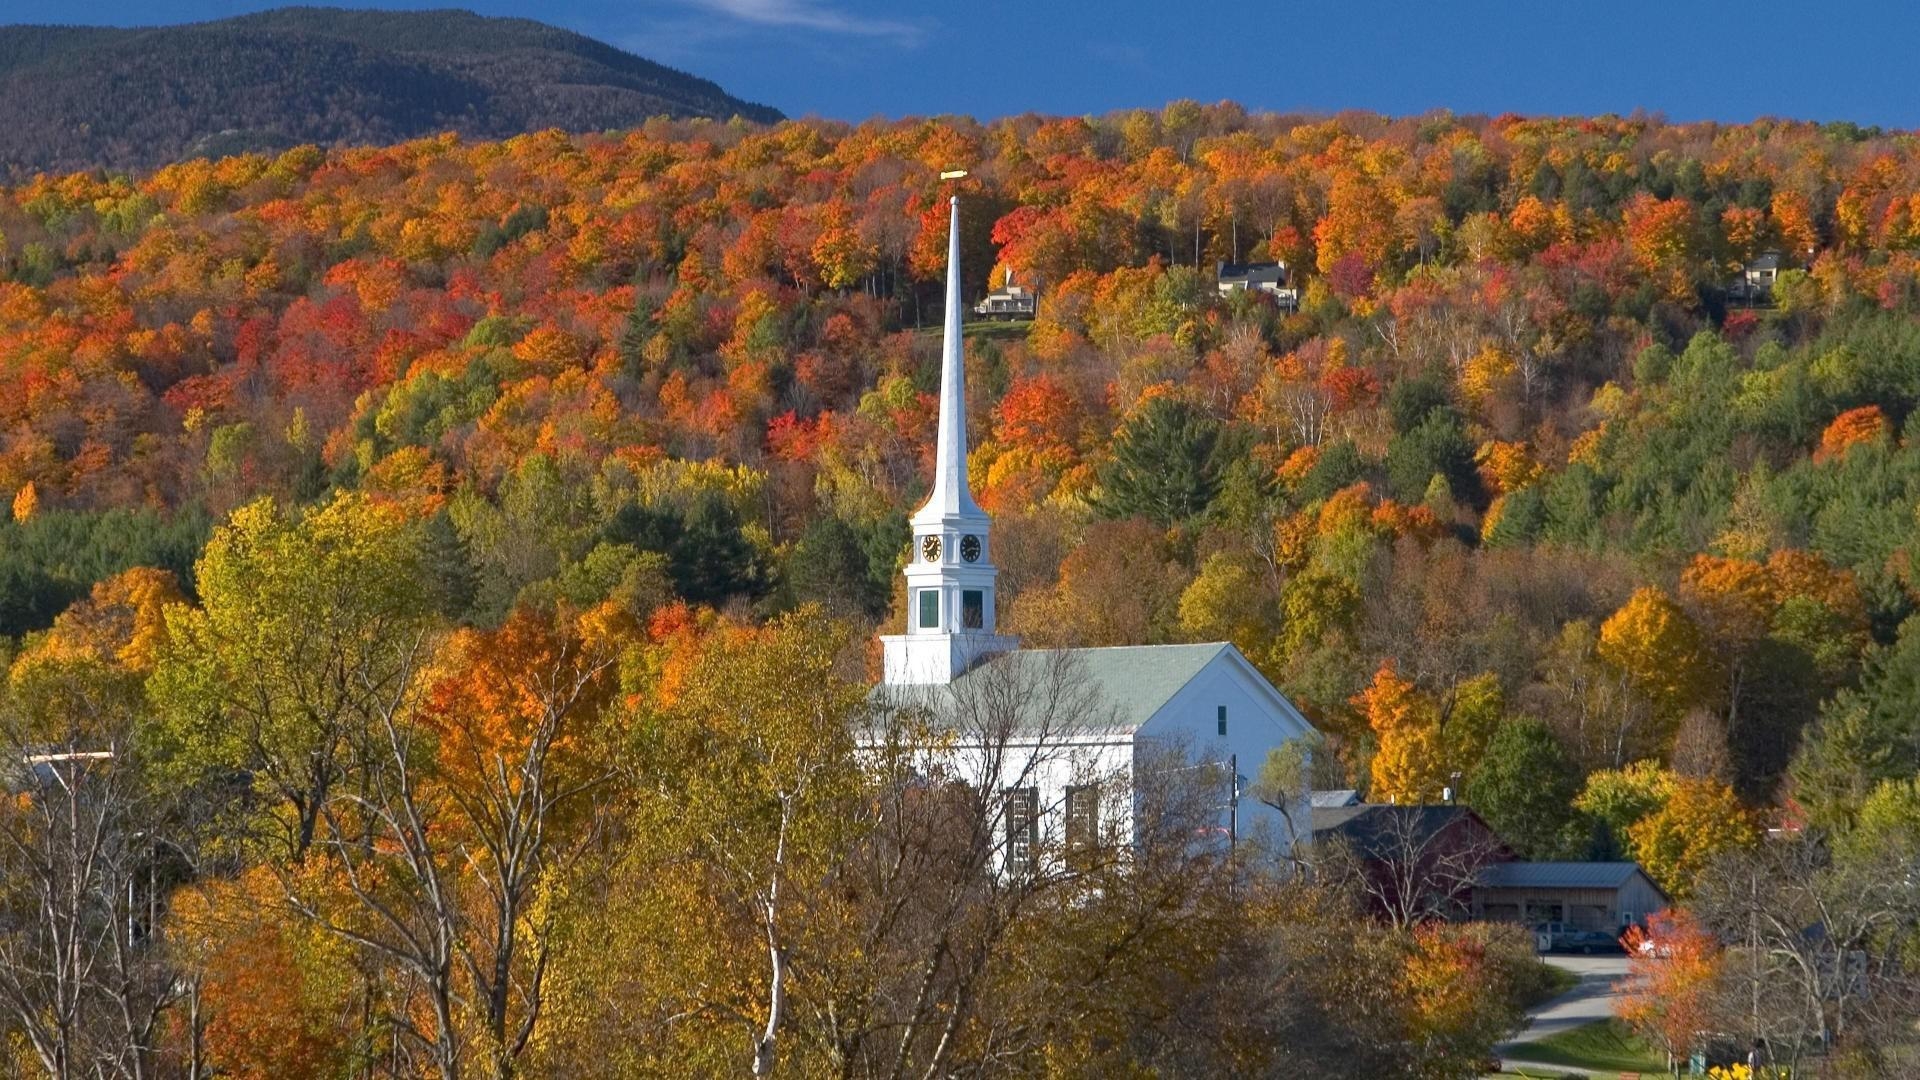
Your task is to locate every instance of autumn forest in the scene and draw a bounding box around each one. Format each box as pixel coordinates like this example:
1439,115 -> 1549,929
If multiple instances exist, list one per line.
4,102 -> 1920,1077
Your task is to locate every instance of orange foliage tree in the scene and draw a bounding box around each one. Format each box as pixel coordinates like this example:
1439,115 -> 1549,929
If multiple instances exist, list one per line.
1623,194 -> 1700,299
1619,909 -> 1725,1068
1815,405 -> 1888,462
168,868 -> 361,1080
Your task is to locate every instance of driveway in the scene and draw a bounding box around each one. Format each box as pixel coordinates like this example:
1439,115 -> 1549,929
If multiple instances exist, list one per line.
1495,954 -> 1630,1068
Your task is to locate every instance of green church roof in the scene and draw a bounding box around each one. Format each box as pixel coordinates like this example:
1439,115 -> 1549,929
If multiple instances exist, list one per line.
872,642 -> 1233,736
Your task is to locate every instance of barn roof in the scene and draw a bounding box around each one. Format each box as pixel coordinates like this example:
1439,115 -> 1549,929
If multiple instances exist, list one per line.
1476,861 -> 1666,897
1217,260 -> 1288,285
1309,804 -> 1498,853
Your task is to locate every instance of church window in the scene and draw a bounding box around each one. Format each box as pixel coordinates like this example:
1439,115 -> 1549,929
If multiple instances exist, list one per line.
1005,787 -> 1038,875
1065,784 -> 1099,860
961,589 -> 984,629
917,589 -> 940,629
1217,705 -> 1227,736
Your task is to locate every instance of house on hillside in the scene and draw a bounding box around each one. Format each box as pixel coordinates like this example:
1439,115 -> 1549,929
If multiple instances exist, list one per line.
1730,250 -> 1784,305
870,195 -> 1319,877
1216,260 -> 1300,310
973,269 -> 1037,320
1471,861 -> 1669,933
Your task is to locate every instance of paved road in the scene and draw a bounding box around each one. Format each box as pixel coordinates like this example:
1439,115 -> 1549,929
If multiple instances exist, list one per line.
1495,954 -> 1631,1073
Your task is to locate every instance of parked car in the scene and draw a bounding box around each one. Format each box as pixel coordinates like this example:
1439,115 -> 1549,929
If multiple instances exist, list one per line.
1554,929 -> 1624,955
1532,923 -> 1623,954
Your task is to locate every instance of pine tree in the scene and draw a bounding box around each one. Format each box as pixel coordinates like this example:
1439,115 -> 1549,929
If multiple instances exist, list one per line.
1095,397 -> 1225,526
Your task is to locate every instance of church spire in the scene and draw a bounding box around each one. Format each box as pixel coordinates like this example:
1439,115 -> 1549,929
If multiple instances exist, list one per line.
920,195 -> 985,522
880,190 -> 1016,686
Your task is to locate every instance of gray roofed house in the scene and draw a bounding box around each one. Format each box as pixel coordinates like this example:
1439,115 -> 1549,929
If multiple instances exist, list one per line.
1304,807 -> 1671,932
1733,249 -> 1785,304
1216,261 -> 1299,310
1477,862 -> 1650,890
1311,789 -> 1360,808
1305,804 -> 1512,922
1308,804 -> 1511,862
1472,861 -> 1669,932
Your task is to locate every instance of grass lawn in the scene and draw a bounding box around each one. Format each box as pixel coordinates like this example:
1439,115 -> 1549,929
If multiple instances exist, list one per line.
1522,960 -> 1580,1008
915,319 -> 1032,342
1504,1018 -> 1668,1074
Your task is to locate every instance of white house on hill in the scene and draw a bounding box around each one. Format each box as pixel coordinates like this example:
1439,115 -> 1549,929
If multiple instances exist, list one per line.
871,194 -> 1318,872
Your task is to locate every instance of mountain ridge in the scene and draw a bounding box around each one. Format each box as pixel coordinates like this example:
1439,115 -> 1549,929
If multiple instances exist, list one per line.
0,6 -> 781,174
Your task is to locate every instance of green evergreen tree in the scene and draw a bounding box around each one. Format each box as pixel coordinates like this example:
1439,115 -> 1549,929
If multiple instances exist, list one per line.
1483,486 -> 1546,548
1096,397 -> 1225,526
606,492 -> 767,607
423,509 -> 480,623
784,513 -> 889,620
1791,615 -> 1920,830
1386,372 -> 1452,434
1385,412 -> 1479,506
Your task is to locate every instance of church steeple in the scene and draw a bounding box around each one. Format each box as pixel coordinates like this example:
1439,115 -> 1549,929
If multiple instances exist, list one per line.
881,192 -> 1018,686
921,196 -> 985,523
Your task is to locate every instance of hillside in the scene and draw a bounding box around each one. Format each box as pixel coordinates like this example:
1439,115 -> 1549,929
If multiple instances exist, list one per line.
0,6 -> 781,173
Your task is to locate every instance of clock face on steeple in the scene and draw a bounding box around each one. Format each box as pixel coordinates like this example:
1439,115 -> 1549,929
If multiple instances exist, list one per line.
920,535 -> 942,562
960,534 -> 982,562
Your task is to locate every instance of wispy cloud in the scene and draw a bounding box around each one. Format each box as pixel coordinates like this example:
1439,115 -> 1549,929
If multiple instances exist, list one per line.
687,0 -> 927,44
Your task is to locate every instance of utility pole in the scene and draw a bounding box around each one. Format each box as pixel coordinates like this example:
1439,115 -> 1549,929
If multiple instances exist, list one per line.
1749,863 -> 1761,1061
1227,752 -> 1238,859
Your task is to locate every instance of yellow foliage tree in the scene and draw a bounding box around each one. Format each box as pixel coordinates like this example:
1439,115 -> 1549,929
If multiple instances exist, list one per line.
1440,673 -> 1505,774
1460,345 -> 1518,410
1355,661 -> 1448,802
1625,776 -> 1756,898
28,567 -> 184,673
1597,586 -> 1715,721
1177,551 -> 1277,664
1678,554 -> 1776,648
11,480 -> 39,522
1474,440 -> 1541,495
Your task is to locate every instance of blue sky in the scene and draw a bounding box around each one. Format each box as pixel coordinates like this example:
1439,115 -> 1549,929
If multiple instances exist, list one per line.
12,0 -> 1920,128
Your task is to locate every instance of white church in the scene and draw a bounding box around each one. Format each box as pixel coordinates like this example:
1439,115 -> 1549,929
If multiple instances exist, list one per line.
871,192 -> 1319,874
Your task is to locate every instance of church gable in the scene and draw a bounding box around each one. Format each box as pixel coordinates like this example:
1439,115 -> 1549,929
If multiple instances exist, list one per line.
1137,644 -> 1315,748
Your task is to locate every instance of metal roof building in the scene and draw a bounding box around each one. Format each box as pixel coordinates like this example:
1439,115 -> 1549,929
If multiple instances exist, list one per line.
1473,860 -> 1669,932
